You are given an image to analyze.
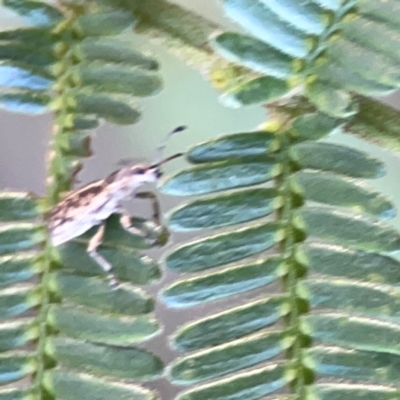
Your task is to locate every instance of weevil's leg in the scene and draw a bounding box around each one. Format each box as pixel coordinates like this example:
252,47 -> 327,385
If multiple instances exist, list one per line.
87,224 -> 119,288
135,191 -> 161,224
119,213 -> 146,236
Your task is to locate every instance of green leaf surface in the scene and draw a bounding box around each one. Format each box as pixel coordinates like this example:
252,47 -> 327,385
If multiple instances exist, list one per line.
223,0 -> 310,57
168,188 -> 278,231
170,330 -> 283,384
50,337 -> 163,381
177,363 -> 287,400
174,297 -> 284,351
0,389 -> 26,400
58,214 -> 161,283
304,313 -> 400,355
54,274 -> 154,315
342,16 -> 400,63
220,76 -> 290,108
162,257 -> 280,308
306,80 -> 356,118
76,93 -> 141,125
290,113 -> 341,141
48,370 -> 157,400
0,43 -> 53,68
212,32 -> 294,79
0,90 -> 49,114
327,37 -> 400,87
58,240 -> 160,285
165,223 -> 279,273
3,0 -> 62,26
0,65 -> 51,90
291,142 -> 385,178
306,346 -> 400,385
298,242 -> 400,286
0,352 -> 32,384
313,61 -> 397,96
187,131 -> 276,163
0,254 -> 37,287
293,171 -> 395,218
309,383 -> 398,400
81,39 -> 159,70
358,0 -> 400,29
0,320 -> 33,352
0,284 -> 35,319
50,305 -> 159,346
81,65 -> 162,97
76,11 -> 135,37
265,0 -> 327,34
304,278 -> 400,318
0,193 -> 39,221
0,223 -> 43,256
299,207 -> 400,252
160,159 -> 278,196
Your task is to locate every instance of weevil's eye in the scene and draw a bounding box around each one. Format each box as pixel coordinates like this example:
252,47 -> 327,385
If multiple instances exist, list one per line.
136,167 -> 146,174
156,169 -> 162,178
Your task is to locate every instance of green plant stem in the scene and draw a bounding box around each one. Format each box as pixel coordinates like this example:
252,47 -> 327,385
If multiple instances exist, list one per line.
276,130 -> 306,398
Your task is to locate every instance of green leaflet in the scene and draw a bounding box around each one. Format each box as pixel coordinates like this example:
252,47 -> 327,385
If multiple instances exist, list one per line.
298,207 -> 400,252
290,113 -> 342,141
306,346 -> 400,385
0,389 -> 27,400
358,0 -> 400,28
58,214 -> 161,285
220,76 -> 290,108
0,352 -> 33,384
0,284 -> 36,319
212,32 -> 294,79
292,171 -> 395,218
342,16 -> 400,63
170,330 -> 284,384
291,142 -> 385,178
53,274 -> 154,315
0,320 -> 33,352
0,254 -> 38,287
177,364 -> 287,400
160,159 -> 279,196
49,305 -> 160,346
47,370 -> 157,400
174,297 -> 285,351
327,37 -> 400,87
3,0 -> 62,26
304,313 -> 400,355
81,39 -> 159,70
0,193 -> 39,221
75,93 -> 141,125
163,257 -> 280,307
188,131 -> 276,163
298,242 -> 400,285
168,188 -> 278,231
303,278 -> 400,318
75,11 -> 135,37
0,223 -> 44,256
80,64 -> 162,97
49,337 -> 163,381
264,0 -> 328,35
308,383 -> 398,400
223,0 -> 310,58
305,80 -> 356,118
165,223 -> 280,273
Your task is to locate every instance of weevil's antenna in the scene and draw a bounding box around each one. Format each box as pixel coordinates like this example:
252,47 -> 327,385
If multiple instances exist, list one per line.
151,125 -> 186,168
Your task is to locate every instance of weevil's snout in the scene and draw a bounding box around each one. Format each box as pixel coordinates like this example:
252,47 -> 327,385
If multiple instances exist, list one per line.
130,164 -> 159,184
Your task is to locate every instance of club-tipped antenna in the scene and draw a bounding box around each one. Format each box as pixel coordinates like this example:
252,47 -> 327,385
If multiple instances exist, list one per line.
154,125 -> 186,165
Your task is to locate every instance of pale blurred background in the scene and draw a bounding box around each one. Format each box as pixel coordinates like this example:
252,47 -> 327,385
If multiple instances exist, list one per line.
1,1 -> 400,399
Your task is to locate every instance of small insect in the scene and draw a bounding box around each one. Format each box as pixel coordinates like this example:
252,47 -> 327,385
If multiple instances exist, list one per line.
49,126 -> 186,287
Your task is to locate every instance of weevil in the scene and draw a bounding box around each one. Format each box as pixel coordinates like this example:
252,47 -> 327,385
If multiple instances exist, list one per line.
49,126 -> 186,287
